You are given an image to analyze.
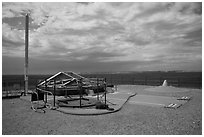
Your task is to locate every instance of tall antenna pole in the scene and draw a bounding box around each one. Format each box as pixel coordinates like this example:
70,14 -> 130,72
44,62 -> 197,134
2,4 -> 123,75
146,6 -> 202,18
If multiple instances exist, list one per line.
24,14 -> 29,96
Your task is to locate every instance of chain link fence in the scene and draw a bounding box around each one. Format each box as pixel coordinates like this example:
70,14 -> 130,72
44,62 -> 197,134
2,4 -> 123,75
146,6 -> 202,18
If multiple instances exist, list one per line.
2,73 -> 202,93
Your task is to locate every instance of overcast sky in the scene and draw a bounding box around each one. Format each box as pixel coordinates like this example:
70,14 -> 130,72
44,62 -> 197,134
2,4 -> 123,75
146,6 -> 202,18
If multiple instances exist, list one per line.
2,2 -> 202,74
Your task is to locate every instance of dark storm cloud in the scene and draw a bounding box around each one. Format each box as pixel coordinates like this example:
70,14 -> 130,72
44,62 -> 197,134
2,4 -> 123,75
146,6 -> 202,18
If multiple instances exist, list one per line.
193,3 -> 202,15
179,2 -> 202,15
165,2 -> 202,15
3,16 -> 40,31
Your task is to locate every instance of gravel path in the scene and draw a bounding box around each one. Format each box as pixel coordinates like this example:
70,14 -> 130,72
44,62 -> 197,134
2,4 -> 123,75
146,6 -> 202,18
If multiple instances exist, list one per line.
2,85 -> 202,135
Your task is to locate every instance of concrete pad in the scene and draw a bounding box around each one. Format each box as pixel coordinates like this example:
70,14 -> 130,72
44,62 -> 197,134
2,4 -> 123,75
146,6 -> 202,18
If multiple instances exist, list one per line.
20,88 -> 137,115
57,92 -> 137,115
129,94 -> 187,107
144,86 -> 190,93
56,86 -> 137,115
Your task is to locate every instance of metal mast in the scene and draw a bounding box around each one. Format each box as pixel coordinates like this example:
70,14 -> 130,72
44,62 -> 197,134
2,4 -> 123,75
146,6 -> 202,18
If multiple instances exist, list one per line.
24,14 -> 29,96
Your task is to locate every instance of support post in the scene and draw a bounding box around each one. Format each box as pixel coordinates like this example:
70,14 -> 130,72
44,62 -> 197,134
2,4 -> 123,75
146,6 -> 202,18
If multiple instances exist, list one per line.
53,79 -> 56,107
24,14 -> 29,96
45,79 -> 47,103
79,79 -> 82,108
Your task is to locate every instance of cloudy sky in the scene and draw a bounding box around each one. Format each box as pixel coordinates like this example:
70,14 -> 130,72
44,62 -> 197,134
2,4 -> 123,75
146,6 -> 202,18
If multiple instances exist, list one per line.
2,2 -> 202,74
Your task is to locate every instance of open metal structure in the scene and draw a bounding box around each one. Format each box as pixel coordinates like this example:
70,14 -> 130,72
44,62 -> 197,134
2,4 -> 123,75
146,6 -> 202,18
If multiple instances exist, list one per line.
31,71 -> 111,111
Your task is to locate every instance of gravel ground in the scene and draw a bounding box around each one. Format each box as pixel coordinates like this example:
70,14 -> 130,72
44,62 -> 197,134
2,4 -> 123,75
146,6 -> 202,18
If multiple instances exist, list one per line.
2,85 -> 202,135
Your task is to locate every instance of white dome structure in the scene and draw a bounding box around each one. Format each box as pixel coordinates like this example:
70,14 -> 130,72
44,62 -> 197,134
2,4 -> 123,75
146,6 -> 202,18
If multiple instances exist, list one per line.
144,79 -> 189,93
162,80 -> 168,87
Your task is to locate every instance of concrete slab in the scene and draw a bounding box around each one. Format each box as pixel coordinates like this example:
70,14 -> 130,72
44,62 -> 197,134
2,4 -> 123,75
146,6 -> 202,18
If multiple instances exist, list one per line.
129,94 -> 187,107
144,86 -> 190,93
57,92 -> 137,115
20,89 -> 137,115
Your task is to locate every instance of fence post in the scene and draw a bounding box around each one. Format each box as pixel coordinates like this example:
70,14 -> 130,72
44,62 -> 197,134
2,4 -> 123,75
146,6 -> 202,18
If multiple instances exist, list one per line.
104,78 -> 107,106
97,78 -> 99,100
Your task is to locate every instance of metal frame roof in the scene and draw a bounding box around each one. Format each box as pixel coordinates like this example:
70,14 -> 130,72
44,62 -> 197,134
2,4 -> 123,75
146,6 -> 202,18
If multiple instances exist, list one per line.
37,71 -> 83,86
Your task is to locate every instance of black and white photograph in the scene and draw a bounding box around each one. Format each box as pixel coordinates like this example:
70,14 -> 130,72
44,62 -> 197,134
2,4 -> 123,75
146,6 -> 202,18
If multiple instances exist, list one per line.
2,1 -> 202,135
